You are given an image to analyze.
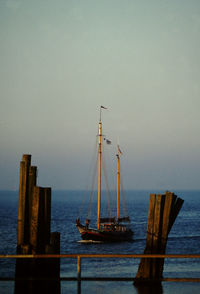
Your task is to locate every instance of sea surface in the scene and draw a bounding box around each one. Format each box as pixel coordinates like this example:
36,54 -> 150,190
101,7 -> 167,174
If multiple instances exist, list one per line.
0,190 -> 200,294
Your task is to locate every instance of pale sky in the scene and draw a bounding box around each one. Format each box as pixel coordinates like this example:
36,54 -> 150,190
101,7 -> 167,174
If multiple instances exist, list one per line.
1,0 -> 200,190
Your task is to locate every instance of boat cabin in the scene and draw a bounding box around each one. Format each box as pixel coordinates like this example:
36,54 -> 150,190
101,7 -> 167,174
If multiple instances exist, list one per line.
100,223 -> 127,232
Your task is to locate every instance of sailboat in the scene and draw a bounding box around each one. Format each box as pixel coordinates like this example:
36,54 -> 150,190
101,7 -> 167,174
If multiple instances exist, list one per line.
76,106 -> 133,242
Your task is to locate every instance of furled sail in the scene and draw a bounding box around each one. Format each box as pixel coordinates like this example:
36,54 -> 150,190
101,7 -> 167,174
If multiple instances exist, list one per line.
100,217 -> 116,223
117,216 -> 130,223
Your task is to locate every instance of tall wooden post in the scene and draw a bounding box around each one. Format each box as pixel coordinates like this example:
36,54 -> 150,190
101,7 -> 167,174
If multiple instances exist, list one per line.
134,191 -> 184,285
30,186 -> 45,253
15,154 -> 60,294
28,166 -> 37,226
45,232 -> 61,293
17,154 -> 31,247
44,187 -> 51,245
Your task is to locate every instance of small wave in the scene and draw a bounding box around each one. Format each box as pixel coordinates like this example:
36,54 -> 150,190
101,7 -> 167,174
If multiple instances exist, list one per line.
169,235 -> 200,240
77,240 -> 104,244
133,238 -> 146,242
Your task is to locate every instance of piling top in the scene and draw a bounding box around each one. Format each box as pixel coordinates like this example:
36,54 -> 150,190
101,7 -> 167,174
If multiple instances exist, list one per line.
22,154 -> 32,163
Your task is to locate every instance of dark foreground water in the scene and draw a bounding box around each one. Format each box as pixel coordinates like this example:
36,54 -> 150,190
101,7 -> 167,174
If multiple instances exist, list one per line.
0,190 -> 200,293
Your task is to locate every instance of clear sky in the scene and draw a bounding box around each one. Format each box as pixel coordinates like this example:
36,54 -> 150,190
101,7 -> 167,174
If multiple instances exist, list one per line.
1,0 -> 200,191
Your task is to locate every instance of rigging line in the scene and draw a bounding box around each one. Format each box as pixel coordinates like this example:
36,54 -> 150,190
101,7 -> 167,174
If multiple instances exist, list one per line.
120,163 -> 128,218
77,135 -> 98,219
108,147 -> 117,216
105,141 -> 116,216
102,143 -> 113,218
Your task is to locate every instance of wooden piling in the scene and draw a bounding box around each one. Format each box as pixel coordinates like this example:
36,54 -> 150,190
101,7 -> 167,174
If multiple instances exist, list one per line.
44,188 -> 51,245
45,232 -> 61,293
136,194 -> 156,279
46,232 -> 60,271
15,154 -> 60,294
146,194 -> 156,250
17,154 -> 31,247
28,166 -> 37,226
157,192 -> 174,277
134,191 -> 184,285
30,186 -> 45,253
151,194 -> 165,278
168,197 -> 184,234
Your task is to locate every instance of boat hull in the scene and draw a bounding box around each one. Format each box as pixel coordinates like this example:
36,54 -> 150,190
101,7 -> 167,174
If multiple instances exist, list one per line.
76,224 -> 133,242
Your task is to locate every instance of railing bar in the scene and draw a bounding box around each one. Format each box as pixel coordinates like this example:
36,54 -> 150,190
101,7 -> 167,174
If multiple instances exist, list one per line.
1,277 -> 200,282
1,254 -> 200,259
162,278 -> 200,282
1,254 -> 200,284
81,278 -> 200,282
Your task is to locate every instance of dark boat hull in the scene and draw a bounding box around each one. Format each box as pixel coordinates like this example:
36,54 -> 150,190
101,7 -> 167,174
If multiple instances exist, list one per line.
77,224 -> 133,242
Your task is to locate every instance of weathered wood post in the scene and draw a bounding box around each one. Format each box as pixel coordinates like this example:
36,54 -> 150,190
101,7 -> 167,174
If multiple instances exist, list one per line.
15,155 -> 32,294
45,232 -> 61,293
28,166 -> 37,229
15,154 -> 60,294
134,191 -> 184,286
17,154 -> 31,248
44,187 -> 51,245
30,186 -> 51,253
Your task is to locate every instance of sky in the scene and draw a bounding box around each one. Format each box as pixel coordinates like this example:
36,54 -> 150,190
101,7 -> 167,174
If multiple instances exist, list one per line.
0,0 -> 200,191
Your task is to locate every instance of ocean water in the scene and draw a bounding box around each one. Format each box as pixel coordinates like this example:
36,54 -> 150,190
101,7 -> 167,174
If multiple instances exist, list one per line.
0,190 -> 200,293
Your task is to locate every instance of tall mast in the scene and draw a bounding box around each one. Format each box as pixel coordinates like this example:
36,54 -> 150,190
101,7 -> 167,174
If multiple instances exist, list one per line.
117,151 -> 120,221
97,120 -> 102,230
97,108 -> 102,230
97,106 -> 107,230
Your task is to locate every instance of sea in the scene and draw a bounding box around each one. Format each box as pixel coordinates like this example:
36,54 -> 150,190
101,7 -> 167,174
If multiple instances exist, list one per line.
0,190 -> 200,294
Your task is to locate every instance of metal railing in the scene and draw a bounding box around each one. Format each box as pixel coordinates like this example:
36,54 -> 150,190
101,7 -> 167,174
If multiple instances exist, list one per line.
0,253 -> 200,282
